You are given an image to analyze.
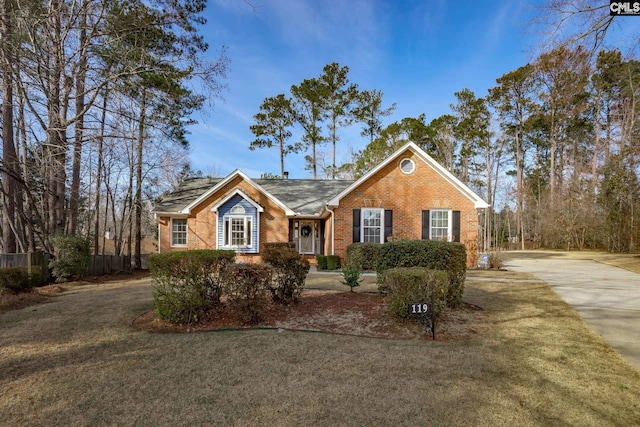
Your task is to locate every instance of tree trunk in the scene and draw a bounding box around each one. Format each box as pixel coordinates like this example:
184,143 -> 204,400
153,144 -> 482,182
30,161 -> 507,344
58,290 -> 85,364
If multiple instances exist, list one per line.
69,3 -> 88,235
462,142 -> 469,185
93,89 -> 108,255
125,141 -> 134,258
515,127 -> 525,250
312,141 -> 317,180
549,108 -> 557,203
279,131 -> 285,178
134,89 -> 146,269
17,77 -> 35,252
331,114 -> 337,180
1,0 -> 17,252
47,0 -> 68,237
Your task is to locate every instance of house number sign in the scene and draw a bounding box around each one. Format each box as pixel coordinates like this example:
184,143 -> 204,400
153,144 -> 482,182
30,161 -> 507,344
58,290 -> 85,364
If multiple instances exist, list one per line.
408,298 -> 435,340
409,303 -> 430,315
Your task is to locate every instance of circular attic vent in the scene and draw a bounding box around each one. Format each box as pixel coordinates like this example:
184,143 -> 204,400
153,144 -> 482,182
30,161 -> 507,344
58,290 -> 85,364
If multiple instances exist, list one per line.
400,158 -> 415,174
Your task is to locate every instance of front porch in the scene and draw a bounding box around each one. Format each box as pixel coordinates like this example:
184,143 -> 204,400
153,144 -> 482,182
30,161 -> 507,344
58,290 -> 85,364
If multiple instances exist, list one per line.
289,219 -> 324,257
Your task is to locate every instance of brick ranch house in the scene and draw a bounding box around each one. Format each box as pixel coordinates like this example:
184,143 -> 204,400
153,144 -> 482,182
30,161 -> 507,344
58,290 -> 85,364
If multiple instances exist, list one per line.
154,142 -> 490,267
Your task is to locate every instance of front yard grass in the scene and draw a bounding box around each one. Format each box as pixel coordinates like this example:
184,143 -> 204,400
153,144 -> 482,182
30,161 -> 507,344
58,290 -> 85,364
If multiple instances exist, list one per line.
1,268 -> 639,425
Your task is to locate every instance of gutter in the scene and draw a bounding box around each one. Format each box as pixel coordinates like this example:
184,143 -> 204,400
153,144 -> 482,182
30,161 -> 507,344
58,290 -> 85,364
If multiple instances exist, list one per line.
324,204 -> 335,255
158,221 -> 161,253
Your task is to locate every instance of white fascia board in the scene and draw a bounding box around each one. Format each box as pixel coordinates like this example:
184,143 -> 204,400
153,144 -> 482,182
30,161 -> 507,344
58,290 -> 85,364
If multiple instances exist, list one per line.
408,147 -> 490,209
211,188 -> 264,213
181,169 -> 295,216
327,141 -> 490,209
154,212 -> 188,218
288,213 -> 328,220
180,169 -> 245,214
326,143 -> 413,207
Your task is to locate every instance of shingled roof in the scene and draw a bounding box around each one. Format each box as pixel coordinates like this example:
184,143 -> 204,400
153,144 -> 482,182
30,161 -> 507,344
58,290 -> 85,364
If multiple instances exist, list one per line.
155,177 -> 354,216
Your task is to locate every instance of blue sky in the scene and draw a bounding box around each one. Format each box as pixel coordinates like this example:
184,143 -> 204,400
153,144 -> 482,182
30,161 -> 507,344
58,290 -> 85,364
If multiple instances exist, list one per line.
187,0 -> 540,178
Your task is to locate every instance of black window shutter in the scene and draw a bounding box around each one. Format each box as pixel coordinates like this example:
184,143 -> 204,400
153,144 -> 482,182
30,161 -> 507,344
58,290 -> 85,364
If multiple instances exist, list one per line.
288,219 -> 294,242
452,211 -> 461,242
352,209 -> 361,243
319,221 -> 325,255
422,210 -> 430,240
384,210 -> 393,242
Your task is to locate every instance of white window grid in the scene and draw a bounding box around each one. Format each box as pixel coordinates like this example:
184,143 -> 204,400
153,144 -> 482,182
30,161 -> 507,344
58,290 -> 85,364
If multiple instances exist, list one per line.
430,210 -> 450,241
362,208 -> 383,243
171,218 -> 187,246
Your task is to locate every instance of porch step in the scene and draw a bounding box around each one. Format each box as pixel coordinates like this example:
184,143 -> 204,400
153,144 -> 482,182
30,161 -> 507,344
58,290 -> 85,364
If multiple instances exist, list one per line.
303,254 -> 317,266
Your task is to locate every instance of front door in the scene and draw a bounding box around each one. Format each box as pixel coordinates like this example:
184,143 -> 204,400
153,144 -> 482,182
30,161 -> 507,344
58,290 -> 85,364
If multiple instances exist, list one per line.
299,221 -> 315,254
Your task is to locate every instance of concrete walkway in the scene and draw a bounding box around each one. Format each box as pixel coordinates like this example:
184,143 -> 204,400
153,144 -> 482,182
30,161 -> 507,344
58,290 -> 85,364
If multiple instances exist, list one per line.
505,252 -> 640,372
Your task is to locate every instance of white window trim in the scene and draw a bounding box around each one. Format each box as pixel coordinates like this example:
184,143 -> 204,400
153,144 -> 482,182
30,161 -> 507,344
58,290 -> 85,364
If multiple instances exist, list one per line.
361,208 -> 384,244
170,218 -> 188,247
430,209 -> 452,242
222,214 -> 254,249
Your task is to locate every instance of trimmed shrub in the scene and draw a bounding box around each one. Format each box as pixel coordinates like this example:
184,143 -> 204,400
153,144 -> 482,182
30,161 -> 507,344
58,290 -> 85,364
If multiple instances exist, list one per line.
264,242 -> 296,250
152,276 -> 208,324
150,249 -> 236,324
326,255 -> 341,270
263,245 -> 310,304
488,251 -> 503,269
315,255 -> 328,271
345,242 -> 381,271
382,268 -> 448,320
340,268 -> 362,292
377,240 -> 467,307
0,268 -> 34,294
223,263 -> 271,323
150,249 -> 235,304
49,235 -> 90,283
27,270 -> 43,288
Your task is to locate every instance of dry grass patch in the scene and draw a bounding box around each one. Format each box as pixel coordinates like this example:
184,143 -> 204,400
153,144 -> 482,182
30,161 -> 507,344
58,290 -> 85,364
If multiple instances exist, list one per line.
1,269 -> 640,425
466,268 -> 539,281
591,253 -> 640,274
0,270 -> 151,315
0,289 -> 51,314
505,249 -> 640,275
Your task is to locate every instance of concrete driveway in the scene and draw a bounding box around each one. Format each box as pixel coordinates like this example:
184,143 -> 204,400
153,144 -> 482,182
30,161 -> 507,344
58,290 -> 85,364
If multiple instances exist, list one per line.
505,251 -> 640,372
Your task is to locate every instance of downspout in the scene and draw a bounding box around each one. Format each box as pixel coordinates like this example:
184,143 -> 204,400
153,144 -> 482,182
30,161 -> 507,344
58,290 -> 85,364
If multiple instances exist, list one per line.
324,205 -> 335,255
155,214 -> 161,253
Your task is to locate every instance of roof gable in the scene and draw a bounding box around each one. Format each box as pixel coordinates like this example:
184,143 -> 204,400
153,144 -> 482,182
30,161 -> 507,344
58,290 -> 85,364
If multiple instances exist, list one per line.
210,188 -> 264,213
156,176 -> 353,217
180,169 -> 294,216
327,141 -> 490,209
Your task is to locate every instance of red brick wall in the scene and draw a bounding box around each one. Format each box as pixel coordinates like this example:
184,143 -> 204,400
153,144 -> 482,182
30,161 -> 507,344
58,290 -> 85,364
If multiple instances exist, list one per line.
332,149 -> 480,267
158,176 -> 290,263
158,153 -> 482,267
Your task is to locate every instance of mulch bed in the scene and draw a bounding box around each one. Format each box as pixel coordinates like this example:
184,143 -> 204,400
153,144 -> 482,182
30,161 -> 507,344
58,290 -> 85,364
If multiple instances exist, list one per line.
133,290 -> 492,341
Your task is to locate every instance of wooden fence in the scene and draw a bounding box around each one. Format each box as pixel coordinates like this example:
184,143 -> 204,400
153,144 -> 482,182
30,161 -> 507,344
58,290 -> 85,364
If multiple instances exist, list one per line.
89,255 -> 132,276
0,252 -> 134,281
0,252 -> 51,282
